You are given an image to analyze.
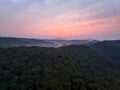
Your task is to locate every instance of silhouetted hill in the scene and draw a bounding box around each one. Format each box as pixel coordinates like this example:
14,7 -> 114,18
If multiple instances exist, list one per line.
0,45 -> 120,90
90,40 -> 120,64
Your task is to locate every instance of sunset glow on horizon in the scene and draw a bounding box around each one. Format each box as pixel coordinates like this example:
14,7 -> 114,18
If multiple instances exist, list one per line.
0,0 -> 120,40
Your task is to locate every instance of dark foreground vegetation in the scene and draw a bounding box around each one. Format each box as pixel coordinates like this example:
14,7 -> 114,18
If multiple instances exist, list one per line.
0,41 -> 120,90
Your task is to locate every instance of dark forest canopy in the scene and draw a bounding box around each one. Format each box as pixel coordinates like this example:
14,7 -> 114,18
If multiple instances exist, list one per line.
0,40 -> 120,90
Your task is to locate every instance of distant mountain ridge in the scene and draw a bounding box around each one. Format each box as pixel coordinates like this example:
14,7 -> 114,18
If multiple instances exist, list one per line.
0,37 -> 98,47
0,37 -> 54,47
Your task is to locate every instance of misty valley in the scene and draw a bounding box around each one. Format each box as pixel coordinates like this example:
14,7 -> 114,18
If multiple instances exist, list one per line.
0,37 -> 120,90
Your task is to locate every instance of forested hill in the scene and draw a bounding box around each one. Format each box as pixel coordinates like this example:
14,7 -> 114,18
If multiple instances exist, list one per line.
0,44 -> 120,90
90,40 -> 120,64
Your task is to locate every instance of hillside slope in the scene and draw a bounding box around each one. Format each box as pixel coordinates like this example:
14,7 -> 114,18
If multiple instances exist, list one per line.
0,46 -> 120,90
90,40 -> 120,64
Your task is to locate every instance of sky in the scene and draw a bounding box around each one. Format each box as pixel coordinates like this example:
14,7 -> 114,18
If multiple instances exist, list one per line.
0,0 -> 120,40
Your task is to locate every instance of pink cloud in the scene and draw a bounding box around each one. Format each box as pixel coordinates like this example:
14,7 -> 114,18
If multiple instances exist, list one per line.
1,0 -> 120,39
